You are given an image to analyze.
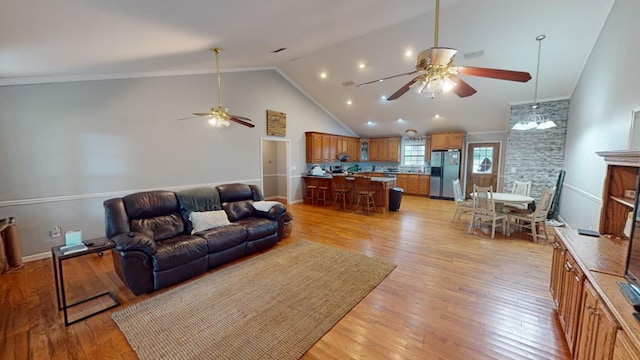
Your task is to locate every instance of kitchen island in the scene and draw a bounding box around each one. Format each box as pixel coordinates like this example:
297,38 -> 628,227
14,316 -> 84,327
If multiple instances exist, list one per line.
302,175 -> 396,213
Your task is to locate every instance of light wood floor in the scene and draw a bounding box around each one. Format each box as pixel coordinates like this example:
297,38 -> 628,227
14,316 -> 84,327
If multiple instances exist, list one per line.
1,196 -> 571,359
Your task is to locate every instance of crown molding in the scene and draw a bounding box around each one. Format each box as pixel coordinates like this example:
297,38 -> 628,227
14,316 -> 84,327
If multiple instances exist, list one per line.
0,66 -> 274,86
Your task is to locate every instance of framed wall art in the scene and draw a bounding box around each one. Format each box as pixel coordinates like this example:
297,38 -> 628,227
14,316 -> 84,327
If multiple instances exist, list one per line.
267,110 -> 286,137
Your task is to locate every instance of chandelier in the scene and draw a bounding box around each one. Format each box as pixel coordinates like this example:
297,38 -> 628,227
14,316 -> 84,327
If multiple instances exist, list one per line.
513,35 -> 557,131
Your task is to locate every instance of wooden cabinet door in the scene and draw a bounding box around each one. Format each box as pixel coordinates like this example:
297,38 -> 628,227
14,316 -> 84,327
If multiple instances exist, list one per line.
387,137 -> 400,162
447,132 -> 464,149
576,281 -> 619,360
559,251 -> 585,354
378,138 -> 388,161
418,175 -> 430,195
328,136 -> 338,162
309,133 -> 323,163
425,135 -> 432,162
431,133 -> 447,150
613,330 -> 640,360
369,139 -> 380,161
396,175 -> 407,190
406,175 -> 420,194
347,138 -> 359,161
550,239 -> 566,308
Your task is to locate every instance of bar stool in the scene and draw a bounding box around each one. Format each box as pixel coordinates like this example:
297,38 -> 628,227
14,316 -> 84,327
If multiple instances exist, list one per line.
316,178 -> 330,206
305,178 -> 318,204
354,176 -> 376,215
332,175 -> 352,210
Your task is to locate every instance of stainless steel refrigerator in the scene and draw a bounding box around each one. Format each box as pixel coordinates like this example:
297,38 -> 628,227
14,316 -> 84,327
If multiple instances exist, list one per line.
429,150 -> 461,200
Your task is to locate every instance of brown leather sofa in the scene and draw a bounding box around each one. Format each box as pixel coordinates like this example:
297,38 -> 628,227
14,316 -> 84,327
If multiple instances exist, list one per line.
104,183 -> 291,295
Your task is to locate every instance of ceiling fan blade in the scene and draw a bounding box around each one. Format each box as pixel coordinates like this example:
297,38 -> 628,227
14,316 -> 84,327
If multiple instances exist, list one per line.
387,76 -> 420,101
230,116 -> 255,128
356,71 -> 419,87
456,66 -> 532,82
193,112 -> 213,117
448,75 -> 477,98
178,116 -> 201,121
230,115 -> 253,122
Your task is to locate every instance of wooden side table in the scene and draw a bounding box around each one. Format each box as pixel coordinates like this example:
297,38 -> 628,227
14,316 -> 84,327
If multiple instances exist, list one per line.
51,238 -> 120,326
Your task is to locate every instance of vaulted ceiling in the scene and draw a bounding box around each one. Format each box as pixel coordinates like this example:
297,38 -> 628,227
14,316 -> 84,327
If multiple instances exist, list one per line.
1,0 -> 614,137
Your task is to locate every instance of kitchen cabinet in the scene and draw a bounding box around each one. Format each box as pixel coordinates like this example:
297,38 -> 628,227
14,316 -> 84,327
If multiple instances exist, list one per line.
430,132 -> 465,150
369,137 -> 401,162
550,240 -> 566,309
596,151 -> 640,238
425,135 -> 432,162
396,174 -> 429,196
575,281 -> 618,360
306,132 -> 361,163
613,330 -> 640,360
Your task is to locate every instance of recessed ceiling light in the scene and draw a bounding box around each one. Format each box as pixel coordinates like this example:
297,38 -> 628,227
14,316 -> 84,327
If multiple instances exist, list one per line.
347,100 -> 352,105
405,50 -> 413,57
434,114 -> 441,119
320,72 -> 327,79
397,118 -> 404,122
380,95 -> 387,101
367,121 -> 374,125
359,63 -> 366,69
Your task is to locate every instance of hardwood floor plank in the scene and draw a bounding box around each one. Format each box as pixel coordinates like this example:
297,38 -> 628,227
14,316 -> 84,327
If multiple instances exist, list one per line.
0,195 -> 571,359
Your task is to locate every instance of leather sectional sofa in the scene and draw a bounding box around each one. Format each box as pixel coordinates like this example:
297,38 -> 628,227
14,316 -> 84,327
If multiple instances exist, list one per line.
104,183 -> 292,295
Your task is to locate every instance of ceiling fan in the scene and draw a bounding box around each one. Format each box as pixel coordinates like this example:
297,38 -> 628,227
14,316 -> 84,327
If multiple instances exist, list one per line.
179,48 -> 254,128
356,0 -> 532,100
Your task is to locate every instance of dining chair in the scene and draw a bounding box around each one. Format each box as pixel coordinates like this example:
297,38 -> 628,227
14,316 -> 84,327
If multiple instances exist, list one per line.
504,180 -> 532,211
332,175 -> 352,210
354,176 -> 376,215
452,179 -> 474,222
469,185 -> 508,239
508,187 -> 556,242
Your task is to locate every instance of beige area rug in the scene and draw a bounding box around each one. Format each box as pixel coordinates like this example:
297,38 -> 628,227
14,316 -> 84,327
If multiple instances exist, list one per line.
111,239 -> 396,360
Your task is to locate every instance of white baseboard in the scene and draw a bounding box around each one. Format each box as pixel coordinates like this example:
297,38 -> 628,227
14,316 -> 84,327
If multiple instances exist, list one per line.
23,251 -> 51,262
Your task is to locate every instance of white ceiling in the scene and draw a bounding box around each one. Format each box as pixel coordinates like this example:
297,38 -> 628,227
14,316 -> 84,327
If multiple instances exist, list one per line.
1,0 -> 614,137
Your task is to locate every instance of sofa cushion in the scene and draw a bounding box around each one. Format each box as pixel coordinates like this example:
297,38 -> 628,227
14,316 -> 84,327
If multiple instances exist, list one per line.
222,200 -> 255,222
176,187 -> 221,234
130,213 -> 185,241
189,210 -> 231,234
124,191 -> 179,219
197,225 -> 247,253
234,217 -> 277,241
152,235 -> 207,271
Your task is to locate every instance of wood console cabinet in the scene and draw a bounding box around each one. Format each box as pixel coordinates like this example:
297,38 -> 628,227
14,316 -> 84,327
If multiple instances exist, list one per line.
597,151 -> 640,238
430,132 -> 465,150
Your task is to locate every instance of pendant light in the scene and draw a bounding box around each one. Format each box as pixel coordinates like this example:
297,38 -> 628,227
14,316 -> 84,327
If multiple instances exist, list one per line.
513,35 -> 557,130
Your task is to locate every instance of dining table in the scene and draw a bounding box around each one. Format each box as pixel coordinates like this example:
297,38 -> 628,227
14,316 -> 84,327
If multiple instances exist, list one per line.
489,192 -> 534,204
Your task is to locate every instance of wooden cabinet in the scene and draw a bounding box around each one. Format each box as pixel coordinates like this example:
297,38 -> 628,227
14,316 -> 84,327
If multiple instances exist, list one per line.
430,132 -> 465,150
557,250 -> 585,354
306,132 -> 361,163
550,240 -> 566,308
596,151 -> 640,238
614,330 -> 640,360
396,174 -> 429,196
369,137 -> 401,162
387,137 -> 400,162
575,281 -> 619,360
425,135 -> 432,162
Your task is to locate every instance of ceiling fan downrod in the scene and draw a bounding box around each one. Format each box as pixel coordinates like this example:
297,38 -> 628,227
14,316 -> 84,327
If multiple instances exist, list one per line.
434,0 -> 440,48
213,47 -> 223,108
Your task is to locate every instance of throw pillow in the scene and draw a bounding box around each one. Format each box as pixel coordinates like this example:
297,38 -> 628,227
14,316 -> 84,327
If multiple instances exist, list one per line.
189,210 -> 231,234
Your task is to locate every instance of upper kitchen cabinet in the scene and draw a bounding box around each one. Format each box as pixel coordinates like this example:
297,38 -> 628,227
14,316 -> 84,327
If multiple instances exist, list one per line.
369,137 -> 401,162
430,132 -> 465,150
305,132 -> 360,163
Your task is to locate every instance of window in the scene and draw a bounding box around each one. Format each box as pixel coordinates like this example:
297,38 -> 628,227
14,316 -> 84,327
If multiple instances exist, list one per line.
402,144 -> 425,166
472,147 -> 493,174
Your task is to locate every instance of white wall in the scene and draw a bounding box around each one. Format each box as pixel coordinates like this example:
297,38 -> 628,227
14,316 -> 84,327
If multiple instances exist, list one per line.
0,69 -> 351,256
561,0 -> 640,229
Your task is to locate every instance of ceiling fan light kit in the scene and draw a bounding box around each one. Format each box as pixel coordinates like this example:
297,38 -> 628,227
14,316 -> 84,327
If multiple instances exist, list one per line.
512,35 -> 558,131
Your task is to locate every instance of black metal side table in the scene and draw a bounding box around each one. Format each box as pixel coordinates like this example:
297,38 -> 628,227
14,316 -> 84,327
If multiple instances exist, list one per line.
51,238 -> 120,326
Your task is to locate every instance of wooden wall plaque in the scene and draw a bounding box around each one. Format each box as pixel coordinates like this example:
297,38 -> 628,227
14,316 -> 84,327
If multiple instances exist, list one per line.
267,110 -> 286,137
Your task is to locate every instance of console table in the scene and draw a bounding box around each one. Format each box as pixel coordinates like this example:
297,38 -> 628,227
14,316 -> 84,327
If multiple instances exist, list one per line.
51,238 -> 120,326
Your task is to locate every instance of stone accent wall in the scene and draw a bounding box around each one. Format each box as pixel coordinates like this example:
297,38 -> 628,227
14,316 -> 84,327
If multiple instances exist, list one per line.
505,99 -> 569,200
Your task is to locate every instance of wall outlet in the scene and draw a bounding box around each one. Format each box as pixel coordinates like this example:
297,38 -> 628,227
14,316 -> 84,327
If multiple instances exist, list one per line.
50,226 -> 61,238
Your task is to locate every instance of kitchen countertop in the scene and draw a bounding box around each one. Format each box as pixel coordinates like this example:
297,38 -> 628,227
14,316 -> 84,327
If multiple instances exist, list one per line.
302,174 -> 396,182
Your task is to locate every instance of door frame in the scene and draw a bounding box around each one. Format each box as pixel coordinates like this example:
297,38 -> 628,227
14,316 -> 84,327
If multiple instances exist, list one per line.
260,137 -> 291,204
463,141 -> 502,197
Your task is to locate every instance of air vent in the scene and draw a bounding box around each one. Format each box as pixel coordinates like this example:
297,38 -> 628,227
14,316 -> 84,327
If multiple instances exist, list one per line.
342,81 -> 354,87
463,49 -> 484,59
272,48 -> 287,53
